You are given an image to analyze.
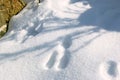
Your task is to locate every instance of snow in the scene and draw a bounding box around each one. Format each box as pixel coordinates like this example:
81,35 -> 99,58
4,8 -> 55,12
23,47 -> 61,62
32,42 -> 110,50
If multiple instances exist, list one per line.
0,0 -> 120,80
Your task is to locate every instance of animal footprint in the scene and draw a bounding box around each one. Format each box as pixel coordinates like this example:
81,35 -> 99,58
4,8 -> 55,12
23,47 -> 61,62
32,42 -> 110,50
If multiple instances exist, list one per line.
46,51 -> 58,69
58,35 -> 72,69
44,35 -> 72,71
107,61 -> 118,77
58,50 -> 71,69
62,35 -> 72,49
99,61 -> 119,80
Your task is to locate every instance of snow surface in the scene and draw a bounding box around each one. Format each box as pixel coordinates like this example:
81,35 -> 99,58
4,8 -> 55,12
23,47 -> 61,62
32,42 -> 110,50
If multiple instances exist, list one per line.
0,0 -> 120,80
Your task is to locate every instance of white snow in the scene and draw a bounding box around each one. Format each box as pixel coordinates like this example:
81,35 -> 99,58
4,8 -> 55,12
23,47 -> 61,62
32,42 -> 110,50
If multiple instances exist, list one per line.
0,0 -> 120,80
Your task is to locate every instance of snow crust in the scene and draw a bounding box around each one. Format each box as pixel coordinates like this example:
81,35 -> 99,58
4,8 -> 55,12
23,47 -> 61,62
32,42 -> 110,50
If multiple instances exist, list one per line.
0,0 -> 120,80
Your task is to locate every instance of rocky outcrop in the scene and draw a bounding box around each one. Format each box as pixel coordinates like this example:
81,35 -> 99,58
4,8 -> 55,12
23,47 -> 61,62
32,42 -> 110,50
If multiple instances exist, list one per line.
0,0 -> 26,38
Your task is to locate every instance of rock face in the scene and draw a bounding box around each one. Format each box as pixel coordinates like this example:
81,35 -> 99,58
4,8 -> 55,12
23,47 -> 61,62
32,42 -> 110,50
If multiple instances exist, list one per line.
0,0 -> 26,38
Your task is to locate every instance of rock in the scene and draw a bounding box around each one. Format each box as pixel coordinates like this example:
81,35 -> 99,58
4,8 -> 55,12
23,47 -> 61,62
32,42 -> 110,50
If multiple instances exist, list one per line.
0,0 -> 26,38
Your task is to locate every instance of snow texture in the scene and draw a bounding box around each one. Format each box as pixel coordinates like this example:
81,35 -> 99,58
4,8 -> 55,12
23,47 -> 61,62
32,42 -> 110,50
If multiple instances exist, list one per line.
0,0 -> 120,80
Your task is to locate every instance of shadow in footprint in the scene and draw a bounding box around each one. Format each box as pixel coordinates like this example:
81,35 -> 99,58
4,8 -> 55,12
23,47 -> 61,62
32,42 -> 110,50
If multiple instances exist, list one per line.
107,61 -> 118,77
62,35 -> 72,49
46,51 -> 58,69
58,50 -> 71,69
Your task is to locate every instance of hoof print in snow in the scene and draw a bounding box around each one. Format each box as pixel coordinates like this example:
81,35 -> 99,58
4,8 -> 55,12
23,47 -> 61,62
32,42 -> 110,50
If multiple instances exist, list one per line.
100,61 -> 119,79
